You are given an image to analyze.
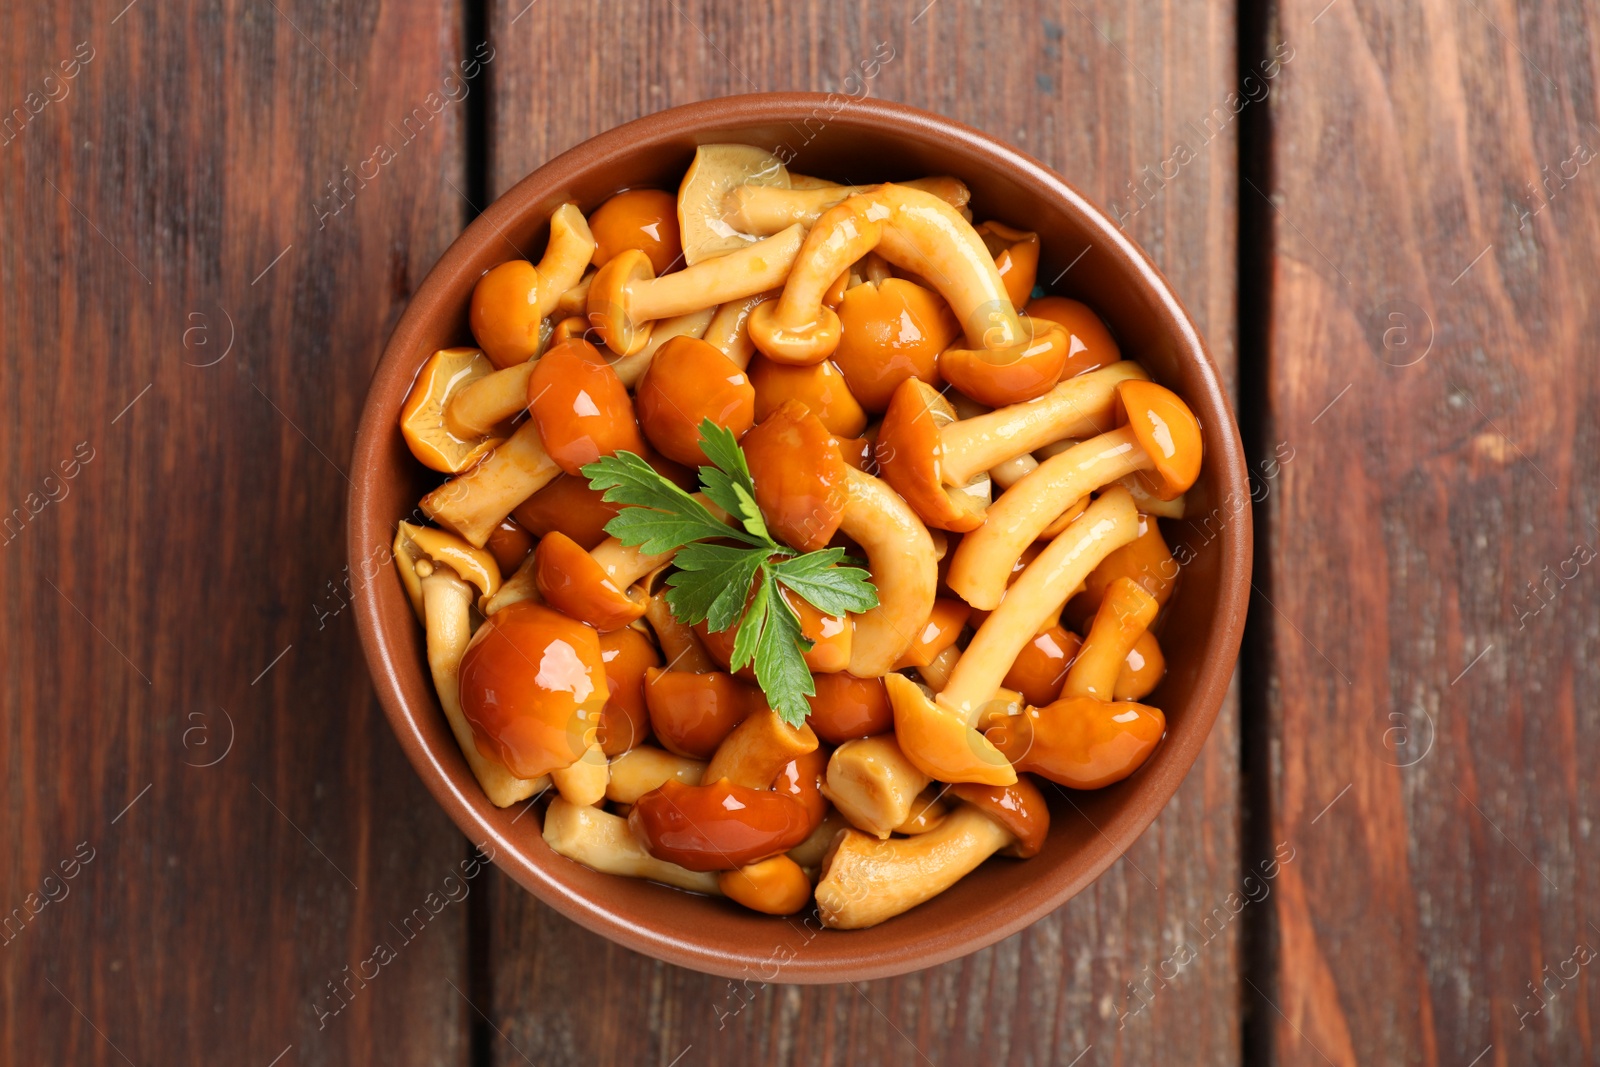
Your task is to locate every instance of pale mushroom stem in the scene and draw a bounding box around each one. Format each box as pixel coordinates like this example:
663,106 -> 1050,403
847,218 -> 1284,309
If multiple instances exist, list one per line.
917,643 -> 961,690
937,362 -> 1149,487
533,204 -> 598,318
604,745 -> 706,804
725,176 -> 971,235
703,289 -> 781,369
549,741 -> 609,807
814,806 -> 1011,929
420,566 -> 547,807
542,796 -> 720,894
590,537 -> 677,589
704,707 -> 817,788
940,487 -> 1140,721
481,551 -> 541,616
631,225 -> 805,321
446,361 -> 538,439
838,466 -> 937,676
421,420 -> 562,547
946,425 -> 1148,609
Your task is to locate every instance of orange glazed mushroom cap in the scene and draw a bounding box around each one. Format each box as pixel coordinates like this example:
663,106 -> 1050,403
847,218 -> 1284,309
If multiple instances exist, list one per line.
985,696 -> 1165,790
939,318 -> 1072,407
458,601 -> 610,780
635,335 -> 756,467
741,400 -> 849,553
875,378 -> 986,532
949,776 -> 1051,858
1115,379 -> 1203,500
526,337 -> 645,475
586,248 -> 657,355
533,531 -> 645,631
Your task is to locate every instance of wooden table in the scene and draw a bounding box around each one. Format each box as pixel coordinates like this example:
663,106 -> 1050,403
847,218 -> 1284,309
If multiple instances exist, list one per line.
3,1 -> 1594,1063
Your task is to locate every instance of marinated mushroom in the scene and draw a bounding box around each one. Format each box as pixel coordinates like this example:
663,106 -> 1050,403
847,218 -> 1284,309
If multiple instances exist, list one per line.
1024,296 -> 1121,379
399,347 -> 505,473
838,466 -> 938,675
946,379 -> 1201,609
814,775 -> 1049,928
421,419 -> 562,547
748,355 -> 868,438
703,706 -> 819,788
676,144 -> 794,266
831,278 -> 960,412
534,530 -> 672,631
589,188 -> 683,274
722,176 -> 971,235
629,778 -> 814,870
820,734 -> 931,838
885,673 -> 1016,786
939,487 -> 1141,720
975,221 -> 1040,310
597,626 -> 659,755
458,600 -> 609,780
607,306 -> 718,388
805,672 -> 892,745
747,185 -> 1067,379
740,400 -> 848,552
1002,623 -> 1083,707
635,335 -> 756,466
718,855 -> 812,915
604,744 -> 705,804
512,472 -> 622,550
471,203 -> 596,368
702,288 -> 781,368
526,337 -> 645,475
1116,630 -> 1165,700
394,526 -> 546,809
484,515 -> 536,575
643,668 -> 758,758
544,796 -> 719,893
587,226 -> 805,356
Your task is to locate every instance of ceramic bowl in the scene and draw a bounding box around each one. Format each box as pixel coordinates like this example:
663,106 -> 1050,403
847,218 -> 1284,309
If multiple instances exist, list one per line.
349,92 -> 1250,982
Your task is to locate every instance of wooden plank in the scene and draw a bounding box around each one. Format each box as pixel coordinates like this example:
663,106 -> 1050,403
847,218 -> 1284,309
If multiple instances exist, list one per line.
0,3 -> 476,1063
484,2 -> 1242,1063
1259,1 -> 1600,1063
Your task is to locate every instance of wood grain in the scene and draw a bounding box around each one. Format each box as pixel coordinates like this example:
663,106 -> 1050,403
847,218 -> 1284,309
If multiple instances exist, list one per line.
1257,0 -> 1600,1064
0,2 -> 478,1063
483,2 -> 1242,1064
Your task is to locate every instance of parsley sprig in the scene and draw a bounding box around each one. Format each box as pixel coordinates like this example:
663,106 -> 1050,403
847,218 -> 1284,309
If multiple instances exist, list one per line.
581,421 -> 877,726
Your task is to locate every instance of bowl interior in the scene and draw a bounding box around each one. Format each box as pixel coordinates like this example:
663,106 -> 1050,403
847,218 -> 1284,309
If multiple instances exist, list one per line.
351,95 -> 1249,982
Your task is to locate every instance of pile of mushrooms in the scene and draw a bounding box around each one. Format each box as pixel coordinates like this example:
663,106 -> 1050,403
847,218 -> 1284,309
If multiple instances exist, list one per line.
389,145 -> 1205,930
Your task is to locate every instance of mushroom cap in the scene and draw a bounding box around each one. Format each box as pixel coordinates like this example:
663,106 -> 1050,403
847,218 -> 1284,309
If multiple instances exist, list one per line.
748,355 -> 868,438
984,695 -> 1166,790
512,473 -> 623,551
717,854 -> 813,915
400,347 -> 505,473
1115,379 -> 1203,500
1115,630 -> 1165,701
534,530 -> 645,631
403,522 -> 503,598
892,596 -> 971,669
1001,623 -> 1083,708
740,399 -> 849,552
458,601 -> 610,780
975,221 -> 1041,310
875,377 -> 986,532
805,672 -> 892,745
677,144 -> 790,266
470,261 -> 548,368
586,249 -> 657,355
832,278 -> 960,412
1024,296 -> 1121,379
746,297 -> 844,365
643,667 -> 759,759
597,626 -> 661,755
635,335 -> 756,466
885,673 -> 1017,787
696,583 -> 851,675
1083,513 -> 1177,610
772,746 -> 831,826
948,775 -> 1050,858
628,778 -> 814,871
484,515 -> 536,575
938,318 -> 1071,407
589,188 -> 682,275
526,337 -> 645,475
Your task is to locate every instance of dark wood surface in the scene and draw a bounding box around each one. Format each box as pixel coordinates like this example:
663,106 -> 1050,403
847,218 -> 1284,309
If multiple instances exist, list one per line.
1,1 -> 1592,1065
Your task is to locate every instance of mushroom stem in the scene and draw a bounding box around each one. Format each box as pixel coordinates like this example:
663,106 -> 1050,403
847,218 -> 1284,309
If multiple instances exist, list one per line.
590,226 -> 805,355
445,360 -> 538,439
820,735 -> 930,839
917,643 -> 961,690
542,796 -> 720,894
549,741 -> 609,807
946,426 -> 1147,609
937,362 -> 1149,486
604,745 -> 706,804
703,289 -> 781,369
421,420 -> 562,547
838,466 -> 937,676
1061,577 -> 1159,701
590,537 -> 677,588
534,204 -> 598,317
724,177 -> 971,235
643,591 -> 717,672
940,487 -> 1140,720
814,806 -> 1011,929
704,707 -> 819,788
420,567 -> 546,807
480,550 -> 541,616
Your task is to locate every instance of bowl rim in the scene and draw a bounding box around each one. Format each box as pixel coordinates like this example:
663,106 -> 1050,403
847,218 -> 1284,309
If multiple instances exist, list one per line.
349,91 -> 1251,982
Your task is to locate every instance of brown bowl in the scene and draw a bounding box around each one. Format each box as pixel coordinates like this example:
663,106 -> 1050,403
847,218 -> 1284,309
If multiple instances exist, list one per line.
349,93 -> 1250,982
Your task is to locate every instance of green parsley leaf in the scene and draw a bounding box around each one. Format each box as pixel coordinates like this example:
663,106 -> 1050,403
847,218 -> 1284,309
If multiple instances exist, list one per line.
770,549 -> 880,616
663,542 -> 767,631
751,568 -> 817,724
581,423 -> 883,728
581,450 -> 763,551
